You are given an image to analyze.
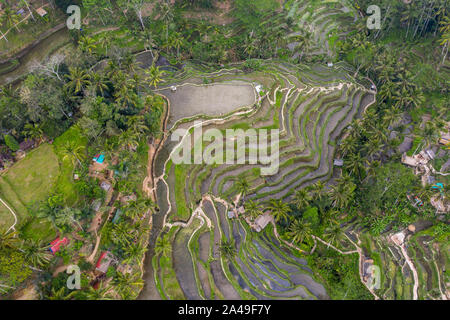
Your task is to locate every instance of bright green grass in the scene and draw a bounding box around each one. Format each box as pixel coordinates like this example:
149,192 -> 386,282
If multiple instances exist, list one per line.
0,144 -> 58,239
1,144 -> 59,206
173,164 -> 191,221
53,126 -> 88,205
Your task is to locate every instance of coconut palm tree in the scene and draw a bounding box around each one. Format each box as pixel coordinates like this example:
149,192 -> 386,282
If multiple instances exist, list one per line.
155,236 -> 172,257
421,122 -> 440,148
293,189 -> 312,210
145,64 -> 165,89
127,115 -> 148,136
286,219 -> 312,245
267,199 -> 291,224
123,242 -> 146,266
170,32 -> 184,58
157,0 -> 174,41
65,67 -> 91,94
47,287 -> 75,300
324,222 -> 344,248
339,136 -> 357,157
98,34 -> 112,56
235,177 -> 250,198
382,106 -> 402,128
293,29 -> 312,61
21,239 -> 52,268
59,140 -> 86,167
439,15 -> 450,63
89,72 -> 108,97
2,7 -> 21,32
139,29 -> 156,59
219,240 -> 236,260
82,284 -> 113,300
345,153 -> 365,181
0,229 -> 19,250
118,129 -> 139,151
114,82 -> 136,108
310,180 -> 325,201
54,207 -> 83,231
78,36 -> 97,54
113,271 -> 143,299
23,123 -> 44,143
329,182 -> 355,209
244,200 -> 262,220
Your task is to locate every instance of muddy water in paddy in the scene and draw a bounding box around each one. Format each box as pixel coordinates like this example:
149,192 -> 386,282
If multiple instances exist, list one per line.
139,179 -> 168,299
160,81 -> 256,129
202,200 -> 241,299
173,222 -> 203,300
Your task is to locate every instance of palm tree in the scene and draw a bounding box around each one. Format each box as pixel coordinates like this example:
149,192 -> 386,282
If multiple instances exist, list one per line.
339,136 -> 357,157
78,36 -> 97,54
421,122 -> 440,147
127,115 -> 148,136
235,177 -> 250,198
2,7 -> 21,32
139,29 -> 156,59
89,72 -> 108,96
286,219 -> 312,245
244,200 -> 262,220
310,180 -> 325,201
345,153 -> 364,181
65,67 -> 91,94
292,189 -> 312,210
439,16 -> 450,63
60,140 -> 86,167
113,271 -> 143,299
145,64 -> 165,89
21,239 -> 52,268
170,32 -> 184,58
47,287 -> 75,300
119,130 -> 139,151
82,284 -> 113,300
54,207 -> 82,231
267,199 -> 291,224
123,242 -> 146,266
329,182 -> 355,209
155,236 -> 172,257
324,223 -> 344,248
98,35 -> 112,56
23,123 -> 44,143
125,198 -> 153,221
219,240 -> 236,260
157,0 -> 174,41
382,106 -> 402,128
114,82 -> 136,108
0,229 -> 19,250
293,29 -> 312,61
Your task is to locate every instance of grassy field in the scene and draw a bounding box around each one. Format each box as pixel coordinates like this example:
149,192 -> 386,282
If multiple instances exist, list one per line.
53,126 -> 88,205
0,143 -> 59,239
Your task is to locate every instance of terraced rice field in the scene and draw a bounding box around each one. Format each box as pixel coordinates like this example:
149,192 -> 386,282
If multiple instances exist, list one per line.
141,60 -> 376,300
355,228 -> 449,300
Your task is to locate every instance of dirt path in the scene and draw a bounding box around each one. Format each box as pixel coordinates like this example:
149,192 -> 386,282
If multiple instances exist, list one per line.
87,234 -> 101,263
345,233 -> 380,300
0,197 -> 17,233
390,232 -> 419,300
142,141 -> 158,201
